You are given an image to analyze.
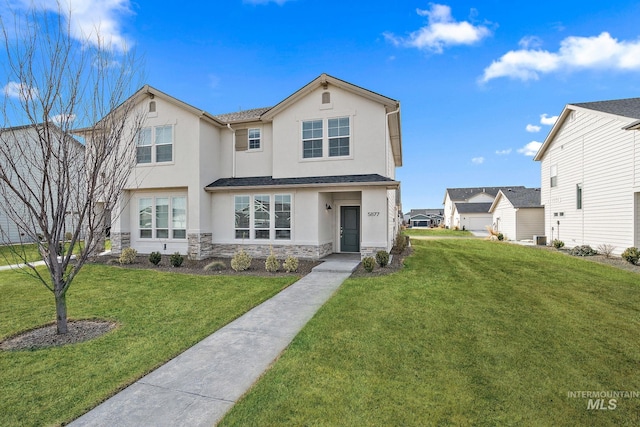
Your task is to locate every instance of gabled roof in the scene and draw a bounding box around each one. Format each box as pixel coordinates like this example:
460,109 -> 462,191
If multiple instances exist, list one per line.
443,186 -> 525,204
453,202 -> 493,214
534,97 -> 640,161
408,208 -> 443,216
205,174 -> 399,191
489,188 -> 542,213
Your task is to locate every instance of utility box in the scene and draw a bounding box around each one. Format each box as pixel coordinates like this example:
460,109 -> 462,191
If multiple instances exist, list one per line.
534,235 -> 547,246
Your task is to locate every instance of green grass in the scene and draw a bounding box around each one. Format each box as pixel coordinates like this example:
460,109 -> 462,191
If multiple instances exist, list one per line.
404,227 -> 472,236
0,265 -> 296,426
221,239 -> 640,426
0,243 -> 42,266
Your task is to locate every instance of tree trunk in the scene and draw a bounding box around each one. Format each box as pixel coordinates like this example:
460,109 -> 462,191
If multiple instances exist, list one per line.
55,292 -> 68,334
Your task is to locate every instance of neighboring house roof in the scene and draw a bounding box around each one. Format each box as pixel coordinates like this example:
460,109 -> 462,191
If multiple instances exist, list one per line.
453,202 -> 493,214
408,208 -> 443,216
535,97 -> 640,161
443,186 -> 525,203
214,107 -> 272,124
205,174 -> 399,191
489,188 -> 542,213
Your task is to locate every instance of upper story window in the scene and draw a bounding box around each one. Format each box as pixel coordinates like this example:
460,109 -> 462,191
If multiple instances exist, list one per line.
550,164 -> 558,187
302,116 -> 350,159
248,128 -> 261,150
302,120 -> 323,158
137,125 -> 173,164
328,117 -> 350,157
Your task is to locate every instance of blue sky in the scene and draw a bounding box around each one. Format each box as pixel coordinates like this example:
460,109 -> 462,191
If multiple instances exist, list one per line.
5,0 -> 640,209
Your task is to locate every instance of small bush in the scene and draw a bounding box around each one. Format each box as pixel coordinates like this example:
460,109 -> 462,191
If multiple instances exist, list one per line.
597,244 -> 616,259
282,256 -> 299,273
265,251 -> 279,272
362,256 -> 375,272
64,232 -> 73,241
149,251 -> 162,265
497,233 -> 504,241
119,247 -> 137,264
231,249 -> 252,272
375,250 -> 389,268
170,252 -> 184,267
552,239 -> 565,249
569,245 -> 597,257
391,231 -> 408,254
204,260 -> 226,271
621,247 -> 640,265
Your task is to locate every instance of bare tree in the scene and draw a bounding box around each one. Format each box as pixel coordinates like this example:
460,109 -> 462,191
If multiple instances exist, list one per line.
0,6 -> 144,334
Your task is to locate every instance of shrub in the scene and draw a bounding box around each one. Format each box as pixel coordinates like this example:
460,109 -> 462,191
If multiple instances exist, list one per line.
204,260 -> 226,271
231,249 -> 252,272
119,247 -> 137,264
391,231 -> 408,254
375,250 -> 389,268
362,256 -> 375,272
149,251 -> 162,265
597,244 -> 616,259
621,247 -> 640,265
282,256 -> 299,273
265,251 -> 279,272
552,239 -> 565,249
497,233 -> 504,241
64,232 -> 73,241
170,252 -> 184,267
569,245 -> 597,257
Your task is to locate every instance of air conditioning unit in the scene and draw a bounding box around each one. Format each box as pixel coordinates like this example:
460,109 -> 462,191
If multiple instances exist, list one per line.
534,235 -> 547,246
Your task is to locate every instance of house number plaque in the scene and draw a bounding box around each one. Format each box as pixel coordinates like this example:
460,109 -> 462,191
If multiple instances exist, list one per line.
367,212 -> 380,216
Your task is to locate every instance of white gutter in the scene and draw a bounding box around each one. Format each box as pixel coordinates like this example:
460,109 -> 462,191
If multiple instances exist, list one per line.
385,107 -> 400,177
227,123 -> 236,178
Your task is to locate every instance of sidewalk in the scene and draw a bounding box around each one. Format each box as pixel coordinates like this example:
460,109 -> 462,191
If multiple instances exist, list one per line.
70,254 -> 361,427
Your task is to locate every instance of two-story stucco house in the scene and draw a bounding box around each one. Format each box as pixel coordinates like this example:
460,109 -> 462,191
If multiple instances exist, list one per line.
442,187 -> 524,230
105,74 -> 402,260
534,97 -> 640,253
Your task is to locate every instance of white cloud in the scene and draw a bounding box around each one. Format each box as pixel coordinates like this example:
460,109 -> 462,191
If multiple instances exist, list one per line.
481,32 -> 640,83
495,149 -> 511,155
518,141 -> 543,156
384,3 -> 491,53
526,124 -> 541,133
540,113 -> 558,125
50,113 -> 77,124
3,81 -> 38,100
16,0 -> 133,51
471,156 -> 485,164
518,36 -> 543,49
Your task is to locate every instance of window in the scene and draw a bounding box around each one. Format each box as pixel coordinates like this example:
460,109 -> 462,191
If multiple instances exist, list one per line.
235,196 -> 250,239
234,194 -> 291,240
550,165 -> 558,187
254,195 -> 270,239
138,196 -> 187,239
275,194 -> 291,239
328,117 -> 350,157
248,128 -> 261,150
302,120 -> 323,158
576,184 -> 582,210
137,128 -> 152,164
136,125 -> 173,164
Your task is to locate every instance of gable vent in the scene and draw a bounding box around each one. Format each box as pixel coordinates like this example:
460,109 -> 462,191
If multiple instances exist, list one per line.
322,91 -> 331,104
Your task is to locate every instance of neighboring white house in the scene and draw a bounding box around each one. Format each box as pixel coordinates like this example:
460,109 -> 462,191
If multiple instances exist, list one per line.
443,187 -> 525,230
95,73 -> 402,260
534,97 -> 640,253
489,188 -> 544,241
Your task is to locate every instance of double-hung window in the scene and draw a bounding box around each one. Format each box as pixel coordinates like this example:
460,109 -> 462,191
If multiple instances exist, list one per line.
138,196 -> 186,239
248,128 -> 261,150
302,120 -> 323,158
328,117 -> 350,157
234,194 -> 291,240
254,195 -> 270,239
136,125 -> 173,164
550,165 -> 558,187
234,196 -> 250,239
275,195 -> 291,239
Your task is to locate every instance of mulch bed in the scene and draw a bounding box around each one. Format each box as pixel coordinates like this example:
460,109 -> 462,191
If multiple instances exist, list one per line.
350,246 -> 412,277
0,320 -> 117,351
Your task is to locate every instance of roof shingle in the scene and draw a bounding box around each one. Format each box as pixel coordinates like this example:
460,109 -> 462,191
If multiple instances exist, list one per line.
573,97 -> 640,119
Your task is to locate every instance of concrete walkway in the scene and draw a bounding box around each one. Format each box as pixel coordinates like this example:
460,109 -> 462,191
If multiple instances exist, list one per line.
70,254 -> 361,427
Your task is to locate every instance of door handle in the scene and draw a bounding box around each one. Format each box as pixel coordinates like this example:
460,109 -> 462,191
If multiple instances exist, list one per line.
340,227 -> 343,238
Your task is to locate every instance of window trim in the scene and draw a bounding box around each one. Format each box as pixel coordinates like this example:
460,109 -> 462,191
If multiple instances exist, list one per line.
234,193 -> 293,241
137,195 -> 187,240
550,164 -> 558,188
248,128 -> 262,151
576,184 -> 582,210
136,125 -> 174,165
300,116 -> 353,161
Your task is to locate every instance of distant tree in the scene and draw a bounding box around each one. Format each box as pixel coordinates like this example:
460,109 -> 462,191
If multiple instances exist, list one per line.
0,5 -> 144,334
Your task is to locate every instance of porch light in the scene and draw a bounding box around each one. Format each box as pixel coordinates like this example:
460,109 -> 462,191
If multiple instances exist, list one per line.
326,204 -> 332,210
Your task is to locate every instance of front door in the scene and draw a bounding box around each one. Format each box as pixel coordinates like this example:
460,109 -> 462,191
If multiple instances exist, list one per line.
340,206 -> 360,252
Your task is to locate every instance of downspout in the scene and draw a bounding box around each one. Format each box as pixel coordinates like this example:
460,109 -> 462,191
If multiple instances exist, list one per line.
227,123 -> 236,178
385,106 -> 400,178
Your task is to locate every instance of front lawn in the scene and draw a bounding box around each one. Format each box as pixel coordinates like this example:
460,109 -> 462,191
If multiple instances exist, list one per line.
404,227 -> 472,237
0,265 -> 296,426
221,239 -> 640,426
0,243 -> 42,266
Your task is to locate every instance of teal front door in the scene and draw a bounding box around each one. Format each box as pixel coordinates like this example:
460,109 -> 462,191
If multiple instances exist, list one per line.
340,206 -> 360,252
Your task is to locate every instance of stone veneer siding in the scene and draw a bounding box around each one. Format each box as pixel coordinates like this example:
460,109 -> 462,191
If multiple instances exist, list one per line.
360,246 -> 387,259
188,233 -> 213,260
110,232 -> 130,255
211,242 -> 333,260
